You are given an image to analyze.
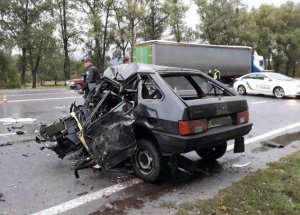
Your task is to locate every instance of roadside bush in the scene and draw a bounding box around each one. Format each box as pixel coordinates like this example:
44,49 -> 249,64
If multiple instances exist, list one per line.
0,52 -> 21,89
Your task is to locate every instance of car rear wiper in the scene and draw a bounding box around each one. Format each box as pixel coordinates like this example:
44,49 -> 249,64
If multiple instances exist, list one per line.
207,81 -> 226,98
208,81 -> 224,92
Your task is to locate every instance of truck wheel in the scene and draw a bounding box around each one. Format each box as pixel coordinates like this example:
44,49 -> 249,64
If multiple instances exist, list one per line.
237,85 -> 246,95
131,139 -> 168,183
196,142 -> 227,161
273,87 -> 285,98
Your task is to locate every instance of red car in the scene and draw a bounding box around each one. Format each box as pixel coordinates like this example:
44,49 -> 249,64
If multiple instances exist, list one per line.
66,78 -> 84,89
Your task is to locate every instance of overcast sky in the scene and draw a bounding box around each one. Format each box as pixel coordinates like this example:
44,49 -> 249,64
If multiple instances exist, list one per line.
184,0 -> 300,28
245,0 -> 300,8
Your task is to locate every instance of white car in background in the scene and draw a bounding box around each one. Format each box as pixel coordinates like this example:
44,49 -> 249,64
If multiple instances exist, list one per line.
233,72 -> 300,98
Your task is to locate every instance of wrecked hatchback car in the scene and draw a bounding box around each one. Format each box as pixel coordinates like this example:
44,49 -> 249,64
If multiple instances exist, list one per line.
36,63 -> 253,183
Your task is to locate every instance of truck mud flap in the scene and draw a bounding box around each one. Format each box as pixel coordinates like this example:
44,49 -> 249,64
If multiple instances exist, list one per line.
234,137 -> 245,153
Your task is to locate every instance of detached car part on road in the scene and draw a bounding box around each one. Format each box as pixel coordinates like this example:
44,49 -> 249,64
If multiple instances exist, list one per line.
36,63 -> 252,183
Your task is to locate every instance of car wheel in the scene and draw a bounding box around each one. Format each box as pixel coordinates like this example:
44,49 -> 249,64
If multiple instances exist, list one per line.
273,87 -> 285,98
131,139 -> 168,183
237,85 -> 246,95
196,142 -> 227,161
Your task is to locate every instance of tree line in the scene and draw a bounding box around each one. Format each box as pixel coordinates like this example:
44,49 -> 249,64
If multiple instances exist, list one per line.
0,0 -> 300,88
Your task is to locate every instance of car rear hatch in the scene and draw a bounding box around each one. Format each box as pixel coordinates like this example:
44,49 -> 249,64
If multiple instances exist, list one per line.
161,72 -> 251,135
186,97 -> 248,119
180,97 -> 249,135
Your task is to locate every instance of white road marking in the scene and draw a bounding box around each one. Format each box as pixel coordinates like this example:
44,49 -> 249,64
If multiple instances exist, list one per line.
0,133 -> 17,137
31,122 -> 300,215
31,178 -> 142,215
6,92 -> 75,97
0,96 -> 81,103
0,117 -> 36,123
227,121 -> 300,151
0,131 -> 27,137
53,106 -> 68,109
0,88 -> 67,93
250,101 -> 267,105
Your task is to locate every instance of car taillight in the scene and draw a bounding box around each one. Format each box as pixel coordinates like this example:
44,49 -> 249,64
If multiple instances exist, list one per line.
178,119 -> 208,136
236,111 -> 249,124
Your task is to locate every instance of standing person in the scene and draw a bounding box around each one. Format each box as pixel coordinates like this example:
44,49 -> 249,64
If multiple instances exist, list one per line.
82,58 -> 102,91
123,56 -> 130,64
213,68 -> 221,80
208,69 -> 214,78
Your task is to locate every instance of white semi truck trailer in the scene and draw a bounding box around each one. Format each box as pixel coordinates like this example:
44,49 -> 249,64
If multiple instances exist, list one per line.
132,40 -> 264,84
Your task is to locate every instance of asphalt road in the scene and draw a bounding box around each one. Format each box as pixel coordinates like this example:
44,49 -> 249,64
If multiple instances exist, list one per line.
0,88 -> 300,215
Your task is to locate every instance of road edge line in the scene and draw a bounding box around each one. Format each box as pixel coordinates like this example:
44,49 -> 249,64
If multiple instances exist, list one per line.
227,122 -> 300,151
31,179 -> 142,215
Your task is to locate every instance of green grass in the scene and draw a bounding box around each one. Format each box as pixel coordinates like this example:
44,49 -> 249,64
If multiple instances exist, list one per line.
176,151 -> 300,215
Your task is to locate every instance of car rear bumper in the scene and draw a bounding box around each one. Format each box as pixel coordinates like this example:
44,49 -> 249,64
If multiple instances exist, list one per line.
153,123 -> 253,155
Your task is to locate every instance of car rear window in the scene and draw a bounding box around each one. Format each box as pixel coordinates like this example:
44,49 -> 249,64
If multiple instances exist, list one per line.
162,74 -> 229,100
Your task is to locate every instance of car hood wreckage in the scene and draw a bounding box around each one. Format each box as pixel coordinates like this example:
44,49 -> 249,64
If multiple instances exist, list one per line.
36,63 -> 253,183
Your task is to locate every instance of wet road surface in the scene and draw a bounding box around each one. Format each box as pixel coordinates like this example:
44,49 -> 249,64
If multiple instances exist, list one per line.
0,89 -> 300,215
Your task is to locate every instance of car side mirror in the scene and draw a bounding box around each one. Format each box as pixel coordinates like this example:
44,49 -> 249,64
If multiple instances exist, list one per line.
264,78 -> 271,81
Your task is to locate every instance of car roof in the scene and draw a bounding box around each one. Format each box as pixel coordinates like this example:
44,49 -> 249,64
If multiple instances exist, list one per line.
104,63 -> 201,81
243,72 -> 281,77
259,72 -> 277,75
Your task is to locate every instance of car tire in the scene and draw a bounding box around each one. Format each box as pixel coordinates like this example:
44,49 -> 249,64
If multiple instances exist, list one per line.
131,139 -> 168,183
237,85 -> 246,95
196,142 -> 227,161
273,87 -> 285,98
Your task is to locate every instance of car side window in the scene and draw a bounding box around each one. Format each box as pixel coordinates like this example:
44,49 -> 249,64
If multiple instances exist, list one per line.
141,75 -> 162,100
256,74 -> 267,80
243,74 -> 256,79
